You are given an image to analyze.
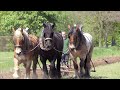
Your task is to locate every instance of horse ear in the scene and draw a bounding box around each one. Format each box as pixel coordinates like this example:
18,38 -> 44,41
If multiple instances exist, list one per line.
43,22 -> 46,28
52,22 -> 55,29
79,24 -> 83,31
68,25 -> 71,30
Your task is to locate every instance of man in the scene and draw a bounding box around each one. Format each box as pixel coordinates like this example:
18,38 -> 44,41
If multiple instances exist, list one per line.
61,31 -> 69,67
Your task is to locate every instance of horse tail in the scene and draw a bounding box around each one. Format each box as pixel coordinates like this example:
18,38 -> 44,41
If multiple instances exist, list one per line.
90,41 -> 96,72
90,59 -> 96,72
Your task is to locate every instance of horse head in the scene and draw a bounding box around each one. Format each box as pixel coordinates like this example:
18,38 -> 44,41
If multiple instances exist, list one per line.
13,27 -> 30,55
68,25 -> 84,51
42,22 -> 55,50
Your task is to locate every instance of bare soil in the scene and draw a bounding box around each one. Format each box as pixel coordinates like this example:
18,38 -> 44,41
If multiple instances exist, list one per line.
1,56 -> 120,79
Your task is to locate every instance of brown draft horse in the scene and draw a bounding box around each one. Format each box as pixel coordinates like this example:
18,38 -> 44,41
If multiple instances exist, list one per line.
68,25 -> 94,78
12,28 -> 39,79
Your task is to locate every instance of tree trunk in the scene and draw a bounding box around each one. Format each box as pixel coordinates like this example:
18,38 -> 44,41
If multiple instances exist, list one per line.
111,36 -> 116,46
104,32 -> 108,48
99,31 -> 102,47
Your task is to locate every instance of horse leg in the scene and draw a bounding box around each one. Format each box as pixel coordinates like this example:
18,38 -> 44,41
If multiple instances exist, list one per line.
80,58 -> 85,78
41,57 -> 49,79
49,60 -> 56,79
61,54 -> 64,66
73,58 -> 79,79
13,58 -> 21,79
66,54 -> 69,68
70,58 -> 72,68
32,57 -> 38,79
24,60 -> 32,79
69,53 -> 79,78
23,62 -> 26,78
56,55 -> 62,79
84,45 -> 94,78
84,53 -> 92,78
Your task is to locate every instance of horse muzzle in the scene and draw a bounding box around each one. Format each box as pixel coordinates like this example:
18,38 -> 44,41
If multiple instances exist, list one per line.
70,48 -> 75,51
15,48 -> 22,55
69,44 -> 76,51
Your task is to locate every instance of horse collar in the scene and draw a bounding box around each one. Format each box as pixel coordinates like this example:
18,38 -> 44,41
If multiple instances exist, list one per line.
39,37 -> 52,51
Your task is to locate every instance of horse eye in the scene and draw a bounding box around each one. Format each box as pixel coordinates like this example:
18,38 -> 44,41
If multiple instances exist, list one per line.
68,35 -> 70,39
68,36 -> 70,39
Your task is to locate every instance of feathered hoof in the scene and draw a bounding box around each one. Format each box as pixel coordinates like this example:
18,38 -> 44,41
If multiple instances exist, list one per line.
72,75 -> 79,79
13,73 -> 20,79
84,75 -> 91,79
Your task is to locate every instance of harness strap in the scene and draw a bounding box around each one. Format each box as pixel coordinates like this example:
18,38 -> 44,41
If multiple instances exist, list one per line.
45,38 -> 52,41
39,38 -> 50,51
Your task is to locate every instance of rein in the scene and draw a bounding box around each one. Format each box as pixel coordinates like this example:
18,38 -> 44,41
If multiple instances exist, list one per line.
28,42 -> 40,52
15,42 -> 40,54
53,47 -> 69,54
26,42 -> 40,54
40,37 -> 67,53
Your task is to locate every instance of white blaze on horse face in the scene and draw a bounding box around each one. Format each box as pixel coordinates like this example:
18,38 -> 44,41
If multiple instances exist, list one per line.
69,44 -> 75,49
69,43 -> 76,52
15,47 -> 22,54
15,30 -> 22,37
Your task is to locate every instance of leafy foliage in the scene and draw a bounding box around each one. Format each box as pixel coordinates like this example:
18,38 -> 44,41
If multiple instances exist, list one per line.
1,11 -> 120,48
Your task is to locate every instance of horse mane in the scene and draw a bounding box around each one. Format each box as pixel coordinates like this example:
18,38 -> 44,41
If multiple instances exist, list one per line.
22,30 -> 31,51
13,28 -> 31,51
76,29 -> 86,49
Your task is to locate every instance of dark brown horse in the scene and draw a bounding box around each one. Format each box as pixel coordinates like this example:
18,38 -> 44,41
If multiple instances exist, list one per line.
13,28 -> 39,79
39,22 -> 63,79
68,25 -> 94,78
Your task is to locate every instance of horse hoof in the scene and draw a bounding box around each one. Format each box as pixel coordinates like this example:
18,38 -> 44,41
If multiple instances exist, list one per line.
85,76 -> 91,79
42,75 -> 49,79
24,77 -> 30,79
24,76 -> 30,79
13,74 -> 19,79
84,75 -> 91,79
72,75 -> 79,79
24,75 -> 30,79
79,73 -> 84,78
57,74 -> 62,79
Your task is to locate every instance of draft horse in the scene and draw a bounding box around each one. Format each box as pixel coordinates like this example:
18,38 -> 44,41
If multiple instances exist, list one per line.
13,28 -> 39,79
68,25 -> 94,78
39,22 -> 63,79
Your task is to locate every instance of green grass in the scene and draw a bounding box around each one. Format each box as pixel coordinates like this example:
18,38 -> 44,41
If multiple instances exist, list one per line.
0,52 -> 14,72
92,46 -> 120,60
1,46 -> 120,72
91,62 -> 120,79
0,52 -> 47,72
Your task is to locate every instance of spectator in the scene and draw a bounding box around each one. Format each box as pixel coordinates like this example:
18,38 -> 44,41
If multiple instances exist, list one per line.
61,31 -> 69,67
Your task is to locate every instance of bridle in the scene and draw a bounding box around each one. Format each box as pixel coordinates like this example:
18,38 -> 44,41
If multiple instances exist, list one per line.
14,42 -> 41,54
44,38 -> 52,41
14,36 -> 40,54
